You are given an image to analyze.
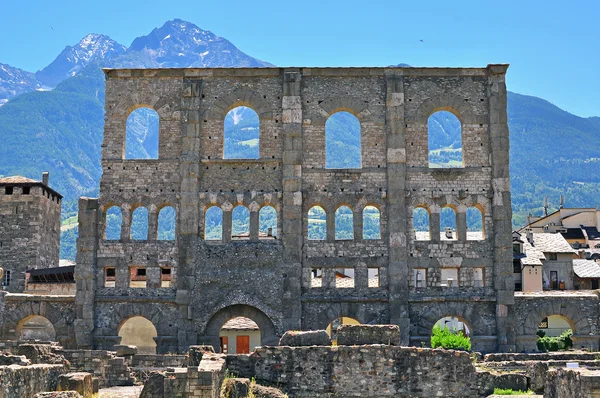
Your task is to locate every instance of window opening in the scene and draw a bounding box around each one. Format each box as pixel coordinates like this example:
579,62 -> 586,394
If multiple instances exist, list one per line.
325,111 -> 361,168
308,206 -> 326,240
205,206 -> 223,240
125,107 -> 159,159
259,206 -> 277,238
335,268 -> 355,288
363,206 -> 381,239
224,106 -> 259,159
232,206 -> 250,239
158,206 -> 176,240
335,206 -> 354,240
131,207 -> 149,240
413,207 -> 431,240
428,110 -> 462,168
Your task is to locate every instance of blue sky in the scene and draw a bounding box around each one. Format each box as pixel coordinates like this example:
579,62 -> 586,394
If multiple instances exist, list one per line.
0,0 -> 598,117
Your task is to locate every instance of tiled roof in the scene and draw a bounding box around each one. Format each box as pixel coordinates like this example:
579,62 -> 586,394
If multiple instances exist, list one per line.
221,317 -> 259,330
0,176 -> 39,184
528,233 -> 577,254
573,259 -> 600,279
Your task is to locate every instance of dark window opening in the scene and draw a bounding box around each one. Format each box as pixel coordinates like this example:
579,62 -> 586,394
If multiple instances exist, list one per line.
513,260 -> 522,274
5,186 -> 13,195
22,187 -> 30,195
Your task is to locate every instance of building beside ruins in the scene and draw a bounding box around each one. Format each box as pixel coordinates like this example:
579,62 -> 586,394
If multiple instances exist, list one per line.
2,65 -> 600,355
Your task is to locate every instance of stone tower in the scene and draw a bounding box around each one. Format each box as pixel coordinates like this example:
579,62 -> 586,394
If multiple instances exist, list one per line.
0,173 -> 62,292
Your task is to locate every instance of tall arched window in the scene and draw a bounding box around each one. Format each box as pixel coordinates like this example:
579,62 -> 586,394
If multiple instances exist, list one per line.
224,106 -> 259,159
440,206 -> 457,241
413,207 -> 431,241
325,111 -> 361,168
232,205 -> 250,239
205,206 -> 223,240
259,206 -> 277,238
335,206 -> 354,240
125,107 -> 159,159
362,206 -> 381,240
131,207 -> 149,240
467,206 -> 484,240
105,206 -> 122,240
308,206 -> 326,240
158,206 -> 176,241
428,110 -> 462,168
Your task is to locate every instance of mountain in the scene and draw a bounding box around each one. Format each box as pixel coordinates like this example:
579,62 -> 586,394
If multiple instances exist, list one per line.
35,34 -> 127,87
0,19 -> 599,259
0,63 -> 44,106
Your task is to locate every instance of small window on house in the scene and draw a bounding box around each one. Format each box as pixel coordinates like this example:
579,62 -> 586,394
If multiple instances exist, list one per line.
130,267 -> 147,288
363,206 -> 381,239
259,206 -> 277,238
308,206 -> 326,240
428,110 -> 462,168
232,206 -> 250,239
548,253 -> 558,261
161,267 -> 172,288
22,187 -> 30,195
326,111 -> 361,169
205,206 -> 223,240
131,207 -> 149,241
368,268 -> 380,288
157,206 -> 176,241
440,207 -> 457,240
5,186 -> 13,195
513,260 -> 522,273
473,267 -> 484,288
104,267 -> 116,288
335,268 -> 355,288
413,268 -> 427,289
125,107 -> 159,159
413,207 -> 431,240
466,207 -> 484,240
2,270 -> 10,286
105,206 -> 123,241
513,243 -> 522,255
310,268 -> 323,288
224,106 -> 260,159
441,268 -> 459,287
335,206 -> 354,240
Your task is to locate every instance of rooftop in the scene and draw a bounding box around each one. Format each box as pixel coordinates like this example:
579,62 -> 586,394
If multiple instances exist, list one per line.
573,259 -> 600,279
222,317 -> 259,331
527,233 -> 576,254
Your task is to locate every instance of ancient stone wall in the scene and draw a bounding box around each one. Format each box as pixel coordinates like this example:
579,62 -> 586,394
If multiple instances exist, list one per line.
0,183 -> 61,293
0,363 -> 65,398
74,65 -> 514,353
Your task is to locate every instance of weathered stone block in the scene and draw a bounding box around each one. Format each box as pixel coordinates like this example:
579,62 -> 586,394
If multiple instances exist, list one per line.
189,345 -> 215,367
221,378 -> 250,398
34,392 -> 83,398
0,353 -> 31,366
336,324 -> 401,346
251,384 -> 287,398
139,371 -> 165,398
278,330 -> 331,347
114,344 -> 137,357
57,372 -> 93,398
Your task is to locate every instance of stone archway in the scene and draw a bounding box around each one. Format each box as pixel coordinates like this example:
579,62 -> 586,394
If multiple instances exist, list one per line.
17,315 -> 56,342
118,316 -> 158,354
200,304 -> 278,352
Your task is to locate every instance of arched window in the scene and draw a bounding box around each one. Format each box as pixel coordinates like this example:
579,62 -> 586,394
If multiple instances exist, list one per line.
224,106 -> 259,159
440,206 -> 457,241
259,206 -> 277,238
158,206 -> 176,241
413,207 -> 430,240
308,206 -> 326,240
18,315 -> 56,342
428,110 -> 462,168
205,206 -> 223,240
335,206 -> 354,240
131,207 -> 149,240
467,206 -> 484,240
232,206 -> 250,239
125,107 -> 159,159
105,206 -> 122,240
362,206 -> 381,239
118,316 -> 158,354
325,111 -> 361,169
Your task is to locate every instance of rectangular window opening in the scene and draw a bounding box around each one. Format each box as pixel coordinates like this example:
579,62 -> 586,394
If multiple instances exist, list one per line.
130,266 -> 147,288
513,260 -> 522,274
104,267 -> 116,288
368,268 -> 380,288
548,253 -> 558,261
473,267 -> 484,288
335,268 -> 355,289
5,186 -> 13,195
22,187 -> 30,195
440,268 -> 459,288
161,267 -> 172,288
2,270 -> 10,286
413,268 -> 427,289
310,268 -> 323,288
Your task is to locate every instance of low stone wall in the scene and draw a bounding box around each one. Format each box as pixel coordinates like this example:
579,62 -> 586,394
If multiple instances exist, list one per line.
226,346 -> 527,397
545,368 -> 600,398
131,354 -> 188,368
484,351 -> 600,362
60,350 -> 134,387
0,364 -> 65,398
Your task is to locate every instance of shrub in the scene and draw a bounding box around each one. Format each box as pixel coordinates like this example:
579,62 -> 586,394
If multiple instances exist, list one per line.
536,329 -> 573,351
430,325 -> 471,351
493,388 -> 534,395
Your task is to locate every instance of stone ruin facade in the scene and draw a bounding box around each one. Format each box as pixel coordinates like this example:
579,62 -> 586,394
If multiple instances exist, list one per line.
72,64 -> 516,353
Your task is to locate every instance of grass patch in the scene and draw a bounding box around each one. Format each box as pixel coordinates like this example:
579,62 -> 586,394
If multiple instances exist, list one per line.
493,388 -> 535,395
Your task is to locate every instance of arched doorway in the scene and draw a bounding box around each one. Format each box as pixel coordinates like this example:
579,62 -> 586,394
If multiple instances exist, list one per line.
17,315 -> 56,341
219,317 -> 261,354
203,305 -> 278,352
434,316 -> 470,336
538,314 -> 572,337
118,316 -> 158,354
326,317 -> 360,345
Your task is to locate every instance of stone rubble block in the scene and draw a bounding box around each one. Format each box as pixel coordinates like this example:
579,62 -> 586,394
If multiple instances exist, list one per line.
278,330 -> 331,347
336,324 -> 401,346
0,353 -> 31,366
114,344 -> 137,357
188,345 -> 215,366
57,372 -> 93,398
34,392 -> 83,398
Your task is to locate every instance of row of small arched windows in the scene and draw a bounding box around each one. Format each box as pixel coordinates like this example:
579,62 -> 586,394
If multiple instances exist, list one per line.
412,206 -> 485,241
307,205 -> 381,240
124,106 -> 463,168
105,206 -> 176,241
